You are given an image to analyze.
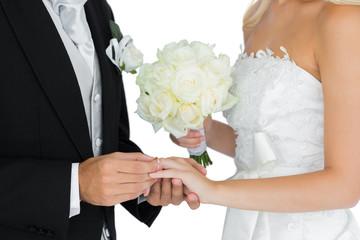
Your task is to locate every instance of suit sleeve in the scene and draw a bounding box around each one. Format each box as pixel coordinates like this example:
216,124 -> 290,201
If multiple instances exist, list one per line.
0,157 -> 72,238
0,4 -> 73,238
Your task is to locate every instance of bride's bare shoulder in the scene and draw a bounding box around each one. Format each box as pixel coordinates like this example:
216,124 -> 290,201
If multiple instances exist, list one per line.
315,3 -> 360,79
316,3 -> 360,58
318,3 -> 360,31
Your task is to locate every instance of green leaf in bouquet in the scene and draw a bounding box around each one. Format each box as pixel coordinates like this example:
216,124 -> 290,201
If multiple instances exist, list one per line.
190,151 -> 213,168
109,20 -> 123,42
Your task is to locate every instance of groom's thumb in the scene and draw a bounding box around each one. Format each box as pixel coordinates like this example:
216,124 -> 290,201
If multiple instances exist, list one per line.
186,192 -> 200,210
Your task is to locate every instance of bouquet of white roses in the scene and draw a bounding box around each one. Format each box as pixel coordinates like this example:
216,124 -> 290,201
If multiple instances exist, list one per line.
135,40 -> 238,167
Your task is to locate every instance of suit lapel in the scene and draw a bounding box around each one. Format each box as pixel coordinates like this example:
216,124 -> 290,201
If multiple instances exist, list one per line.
0,0 -> 93,160
85,0 -> 120,154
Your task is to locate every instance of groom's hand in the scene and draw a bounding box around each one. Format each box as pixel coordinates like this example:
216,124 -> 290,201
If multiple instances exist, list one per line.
146,158 -> 206,210
79,152 -> 159,206
146,178 -> 201,210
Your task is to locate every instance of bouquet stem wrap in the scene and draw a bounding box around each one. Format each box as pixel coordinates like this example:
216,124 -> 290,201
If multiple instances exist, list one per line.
188,129 -> 212,167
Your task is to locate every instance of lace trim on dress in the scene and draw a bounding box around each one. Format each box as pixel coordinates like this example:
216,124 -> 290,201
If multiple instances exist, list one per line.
238,45 -> 321,85
240,45 -> 291,62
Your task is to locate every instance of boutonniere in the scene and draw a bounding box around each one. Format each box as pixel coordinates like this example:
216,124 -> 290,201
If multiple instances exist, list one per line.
106,20 -> 143,74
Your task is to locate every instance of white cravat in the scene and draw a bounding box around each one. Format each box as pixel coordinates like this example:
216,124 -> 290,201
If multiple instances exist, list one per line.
49,0 -> 95,77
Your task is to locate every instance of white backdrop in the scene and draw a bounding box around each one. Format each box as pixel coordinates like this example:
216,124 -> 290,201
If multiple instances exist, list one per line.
106,1 -> 360,239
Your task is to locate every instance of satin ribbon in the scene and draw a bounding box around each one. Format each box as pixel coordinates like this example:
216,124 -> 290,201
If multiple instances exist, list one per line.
223,132 -> 309,240
105,35 -> 133,71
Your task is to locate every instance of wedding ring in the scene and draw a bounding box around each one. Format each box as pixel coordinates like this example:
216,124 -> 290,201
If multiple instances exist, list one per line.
155,157 -> 160,164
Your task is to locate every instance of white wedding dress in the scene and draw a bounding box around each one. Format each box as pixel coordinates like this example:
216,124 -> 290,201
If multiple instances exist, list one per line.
223,47 -> 360,240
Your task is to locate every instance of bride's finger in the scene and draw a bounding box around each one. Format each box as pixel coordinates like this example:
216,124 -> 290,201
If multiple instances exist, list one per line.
183,158 -> 207,176
157,158 -> 188,170
169,134 -> 179,144
186,130 -> 203,138
178,142 -> 202,149
149,169 -> 180,179
158,157 -> 206,176
178,136 -> 204,145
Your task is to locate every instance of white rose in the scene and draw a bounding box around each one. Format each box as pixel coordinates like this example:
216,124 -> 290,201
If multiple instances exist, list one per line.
178,103 -> 204,129
171,67 -> 207,103
218,54 -> 234,85
156,49 -> 169,66
163,116 -> 188,139
162,40 -> 189,52
162,42 -> 178,54
205,56 -> 232,81
200,88 -> 223,116
135,94 -> 162,132
162,40 -> 196,69
120,41 -> 144,73
221,76 -> 234,87
149,90 -> 178,120
136,64 -> 158,94
201,68 -> 220,88
167,46 -> 196,69
136,64 -> 153,86
152,62 -> 175,89
216,81 -> 239,111
219,54 -> 231,66
220,92 -> 239,112
190,41 -> 215,63
163,103 -> 204,138
217,80 -> 232,96
161,40 -> 189,61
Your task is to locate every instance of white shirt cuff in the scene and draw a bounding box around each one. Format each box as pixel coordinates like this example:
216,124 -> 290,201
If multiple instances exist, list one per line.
137,194 -> 147,204
69,163 -> 81,218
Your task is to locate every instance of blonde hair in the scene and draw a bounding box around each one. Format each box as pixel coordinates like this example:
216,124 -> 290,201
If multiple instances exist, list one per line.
243,0 -> 360,30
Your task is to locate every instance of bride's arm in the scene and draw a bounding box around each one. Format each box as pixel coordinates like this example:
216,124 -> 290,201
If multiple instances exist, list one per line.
204,119 -> 237,157
154,6 -> 360,212
170,118 -> 237,158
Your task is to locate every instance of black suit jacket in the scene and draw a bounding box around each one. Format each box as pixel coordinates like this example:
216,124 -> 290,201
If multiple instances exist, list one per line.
0,0 -> 161,239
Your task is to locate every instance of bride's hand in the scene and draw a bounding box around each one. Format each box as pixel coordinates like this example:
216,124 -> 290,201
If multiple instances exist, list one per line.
150,157 -> 215,203
169,117 -> 212,149
170,130 -> 205,149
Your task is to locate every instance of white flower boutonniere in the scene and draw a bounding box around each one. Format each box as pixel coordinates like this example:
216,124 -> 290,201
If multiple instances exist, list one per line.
106,20 -> 143,74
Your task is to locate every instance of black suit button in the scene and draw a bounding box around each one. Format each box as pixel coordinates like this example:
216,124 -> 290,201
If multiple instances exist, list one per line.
27,225 -> 37,233
38,228 -> 45,235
